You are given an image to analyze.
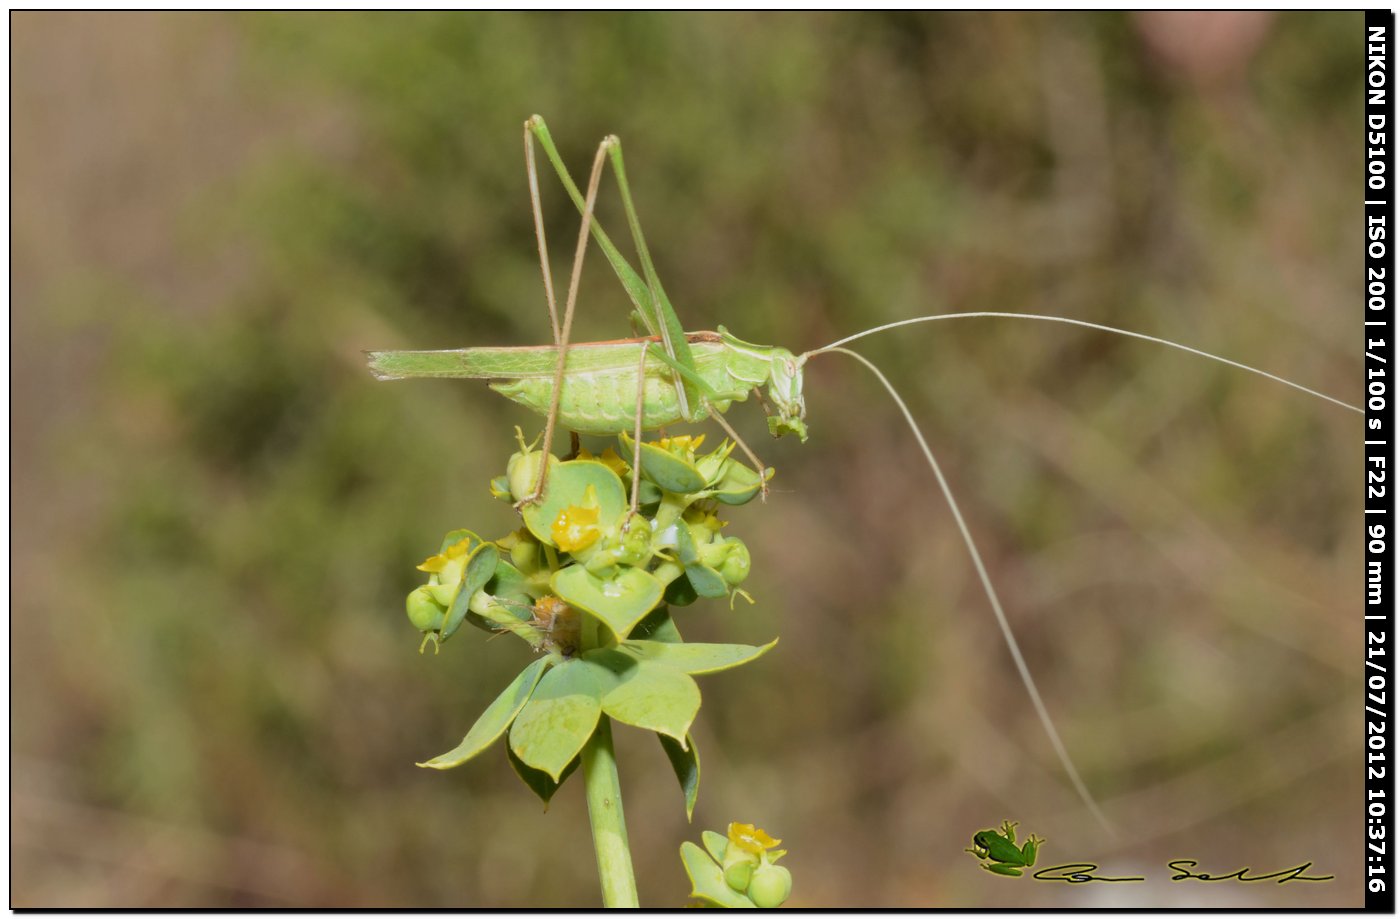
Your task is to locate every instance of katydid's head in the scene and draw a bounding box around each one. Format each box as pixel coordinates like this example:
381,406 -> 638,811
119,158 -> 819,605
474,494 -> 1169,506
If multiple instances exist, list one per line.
766,349 -> 808,442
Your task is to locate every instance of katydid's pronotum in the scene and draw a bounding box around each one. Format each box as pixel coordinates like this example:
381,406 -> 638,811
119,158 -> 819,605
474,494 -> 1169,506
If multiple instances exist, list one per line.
367,115 -> 1361,834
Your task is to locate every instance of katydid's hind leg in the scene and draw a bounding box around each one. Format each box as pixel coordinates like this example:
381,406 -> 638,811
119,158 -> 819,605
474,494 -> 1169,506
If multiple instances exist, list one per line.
627,344 -> 648,514
520,138 -> 611,507
602,135 -> 692,420
709,406 -> 771,502
524,119 -> 561,346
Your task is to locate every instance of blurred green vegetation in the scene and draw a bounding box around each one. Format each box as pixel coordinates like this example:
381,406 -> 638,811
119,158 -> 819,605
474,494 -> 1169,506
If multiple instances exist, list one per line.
13,11 -> 1362,907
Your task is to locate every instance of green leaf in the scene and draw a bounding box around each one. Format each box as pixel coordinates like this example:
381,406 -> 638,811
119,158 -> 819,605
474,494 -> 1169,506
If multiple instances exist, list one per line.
664,573 -> 699,607
467,558 -> 532,634
711,461 -> 767,506
659,732 -> 700,820
584,649 -> 699,743
702,830 -> 729,865
440,543 -> 499,641
618,638 -> 778,675
508,658 -> 607,780
488,557 -> 534,603
695,440 -> 736,484
551,565 -> 663,639
681,842 -> 753,909
637,479 -> 663,506
520,460 -> 628,547
419,656 -> 550,769
630,605 -> 683,643
621,433 -> 706,494
686,563 -> 729,599
507,743 -> 579,810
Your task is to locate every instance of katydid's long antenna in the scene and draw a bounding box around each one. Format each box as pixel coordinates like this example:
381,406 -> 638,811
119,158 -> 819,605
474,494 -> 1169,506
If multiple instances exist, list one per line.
816,312 -> 1361,414
812,345 -> 1115,836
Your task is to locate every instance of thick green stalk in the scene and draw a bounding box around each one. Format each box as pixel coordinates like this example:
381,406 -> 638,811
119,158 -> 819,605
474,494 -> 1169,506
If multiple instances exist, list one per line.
581,716 -> 638,907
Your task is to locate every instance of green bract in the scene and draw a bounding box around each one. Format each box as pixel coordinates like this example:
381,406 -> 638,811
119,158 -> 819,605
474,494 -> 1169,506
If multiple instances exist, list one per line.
403,433 -> 777,813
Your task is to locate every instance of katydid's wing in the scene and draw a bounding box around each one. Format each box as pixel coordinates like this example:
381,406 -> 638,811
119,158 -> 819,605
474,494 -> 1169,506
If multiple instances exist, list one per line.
367,347 -> 561,380
367,344 -> 640,380
367,334 -> 726,381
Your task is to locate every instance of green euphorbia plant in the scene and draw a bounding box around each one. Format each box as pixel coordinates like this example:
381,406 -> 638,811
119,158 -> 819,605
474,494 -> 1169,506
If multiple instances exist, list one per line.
401,430 -> 790,907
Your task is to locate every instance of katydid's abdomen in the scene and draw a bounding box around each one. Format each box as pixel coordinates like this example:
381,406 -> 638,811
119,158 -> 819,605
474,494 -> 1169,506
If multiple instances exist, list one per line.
491,364 -> 719,434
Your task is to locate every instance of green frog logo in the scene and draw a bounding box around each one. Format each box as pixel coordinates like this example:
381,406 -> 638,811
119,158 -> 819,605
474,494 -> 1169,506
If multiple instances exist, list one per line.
964,820 -> 1045,877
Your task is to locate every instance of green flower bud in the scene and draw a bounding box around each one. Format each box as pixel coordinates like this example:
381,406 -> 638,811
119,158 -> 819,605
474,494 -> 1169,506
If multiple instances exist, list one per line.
427,581 -> 459,608
611,519 -> 653,568
722,844 -> 760,893
684,509 -> 724,545
406,585 -> 447,632
717,538 -> 750,586
724,858 -> 755,894
506,450 -> 550,502
507,530 -> 540,574
699,537 -> 751,587
747,863 -> 792,908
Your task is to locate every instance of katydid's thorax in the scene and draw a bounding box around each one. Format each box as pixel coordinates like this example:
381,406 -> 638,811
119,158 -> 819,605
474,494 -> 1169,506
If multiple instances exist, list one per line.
715,327 -> 808,442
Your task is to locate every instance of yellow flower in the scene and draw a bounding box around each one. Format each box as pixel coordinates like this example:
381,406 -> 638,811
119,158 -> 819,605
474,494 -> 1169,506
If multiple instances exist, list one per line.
655,433 -> 705,456
552,504 -> 601,553
597,447 -> 630,477
578,446 -> 630,478
416,535 -> 474,573
727,822 -> 780,855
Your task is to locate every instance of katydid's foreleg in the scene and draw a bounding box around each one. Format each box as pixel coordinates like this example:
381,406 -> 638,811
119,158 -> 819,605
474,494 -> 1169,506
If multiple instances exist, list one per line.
752,386 -> 773,419
708,407 -> 771,502
521,138 -> 610,506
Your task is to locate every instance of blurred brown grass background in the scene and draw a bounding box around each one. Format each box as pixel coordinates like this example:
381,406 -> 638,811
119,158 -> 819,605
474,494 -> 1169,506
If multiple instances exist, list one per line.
12,11 -> 1362,907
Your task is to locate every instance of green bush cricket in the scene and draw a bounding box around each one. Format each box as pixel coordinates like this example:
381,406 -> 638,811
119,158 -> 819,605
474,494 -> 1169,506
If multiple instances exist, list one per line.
368,115 -> 1361,834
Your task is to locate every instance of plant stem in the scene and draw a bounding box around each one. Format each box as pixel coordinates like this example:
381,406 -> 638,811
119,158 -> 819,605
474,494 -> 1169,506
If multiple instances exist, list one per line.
582,716 -> 638,907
